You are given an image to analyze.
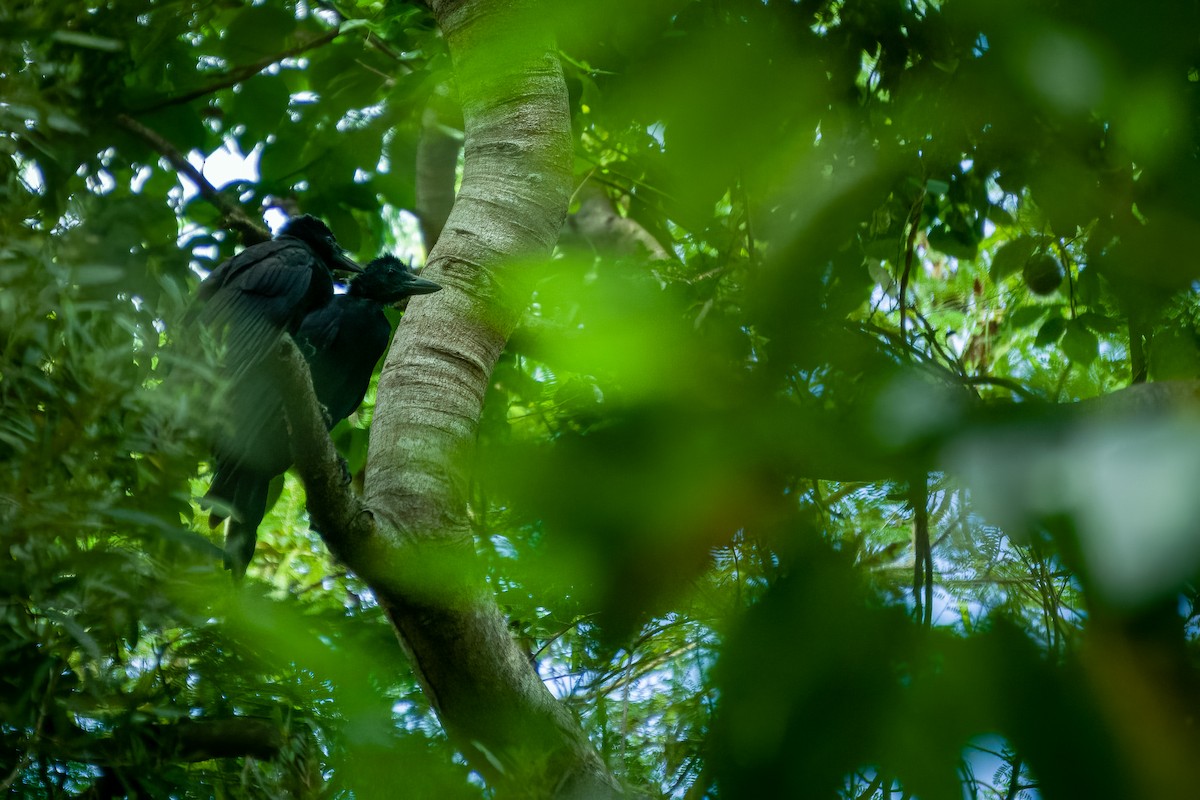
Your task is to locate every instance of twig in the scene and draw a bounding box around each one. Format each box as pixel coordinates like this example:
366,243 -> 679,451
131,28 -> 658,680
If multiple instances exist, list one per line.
667,755 -> 701,798
584,643 -> 700,698
532,616 -> 592,661
0,753 -> 30,792
297,569 -> 350,595
898,189 -> 926,346
910,308 -> 965,377
0,671 -> 57,792
131,29 -> 342,114
911,476 -> 932,627
853,319 -> 1043,401
620,646 -> 632,767
1003,755 -> 1023,800
313,1 -> 409,64
960,374 -> 1041,401
855,772 -> 885,800
114,113 -> 269,245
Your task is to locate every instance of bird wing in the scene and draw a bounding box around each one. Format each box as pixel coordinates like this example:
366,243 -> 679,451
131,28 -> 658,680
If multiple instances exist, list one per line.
293,295 -> 343,358
296,296 -> 392,424
196,240 -> 327,377
195,239 -> 334,477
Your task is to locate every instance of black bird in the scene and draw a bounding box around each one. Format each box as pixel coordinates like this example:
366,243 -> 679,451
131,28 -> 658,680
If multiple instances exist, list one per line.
206,255 -> 441,577
191,215 -> 363,470
192,215 -> 364,385
189,215 -> 363,574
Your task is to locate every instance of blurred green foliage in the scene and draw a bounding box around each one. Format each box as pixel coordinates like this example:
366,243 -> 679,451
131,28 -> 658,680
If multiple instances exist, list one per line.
5,0 -> 1200,797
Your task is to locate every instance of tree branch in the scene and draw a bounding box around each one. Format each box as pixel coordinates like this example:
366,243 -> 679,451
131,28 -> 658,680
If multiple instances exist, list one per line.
312,2 -> 413,65
415,101 -> 463,252
273,336 -> 375,566
275,336 -> 471,616
169,717 -> 286,762
131,29 -> 342,114
41,717 -> 284,765
1003,755 -> 1023,800
114,113 -> 269,245
350,0 -> 625,794
561,182 -> 671,262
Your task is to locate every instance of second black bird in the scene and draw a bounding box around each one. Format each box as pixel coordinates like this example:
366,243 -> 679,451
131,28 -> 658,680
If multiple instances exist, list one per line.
206,255 -> 442,576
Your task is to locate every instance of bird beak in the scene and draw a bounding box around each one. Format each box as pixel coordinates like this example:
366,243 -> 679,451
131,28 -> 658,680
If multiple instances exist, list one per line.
334,249 -> 365,275
406,276 -> 442,295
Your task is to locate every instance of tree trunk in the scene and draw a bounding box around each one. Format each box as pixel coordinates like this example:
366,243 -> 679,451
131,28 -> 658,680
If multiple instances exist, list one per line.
415,98 -> 462,253
286,0 -> 624,795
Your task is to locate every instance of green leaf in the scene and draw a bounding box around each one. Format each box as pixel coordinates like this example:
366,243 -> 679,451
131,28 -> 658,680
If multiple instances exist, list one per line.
231,74 -> 292,144
70,265 -> 126,286
305,202 -> 361,253
1061,321 -> 1099,364
45,110 -> 87,134
862,238 -> 898,260
374,169 -> 415,211
140,168 -> 179,201
340,181 -> 379,211
140,105 -> 208,156
1076,311 -> 1122,335
389,68 -> 435,107
308,43 -> 391,114
223,6 -> 297,60
183,195 -> 222,228
986,205 -> 1016,227
44,610 -> 103,662
259,131 -> 310,186
990,235 -> 1040,282
1035,316 -> 1067,347
926,225 -> 977,260
925,178 -> 950,195
51,30 -> 124,51
1007,305 -> 1052,330
867,260 -> 896,296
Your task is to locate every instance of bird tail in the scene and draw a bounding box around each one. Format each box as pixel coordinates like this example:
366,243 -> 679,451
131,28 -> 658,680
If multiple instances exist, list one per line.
224,518 -> 258,580
203,462 -> 240,527
204,466 -> 271,579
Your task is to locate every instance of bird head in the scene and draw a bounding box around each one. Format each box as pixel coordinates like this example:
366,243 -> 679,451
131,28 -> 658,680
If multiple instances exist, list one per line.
278,215 -> 363,275
350,255 -> 442,303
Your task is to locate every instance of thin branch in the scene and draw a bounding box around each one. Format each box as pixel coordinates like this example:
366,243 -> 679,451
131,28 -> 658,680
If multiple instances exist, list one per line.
853,319 -> 1045,402
2,662 -> 59,791
131,29 -> 342,114
911,477 -> 931,626
583,643 -> 700,699
114,113 -> 269,245
910,308 -> 968,378
1003,755 -> 1023,800
960,374 -> 1041,401
42,717 -> 285,764
667,755 -> 701,798
0,738 -> 34,791
854,772 -> 885,800
313,1 -> 411,65
898,189 -> 925,346
296,568 -> 351,595
532,616 -> 593,660
620,647 -> 631,767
